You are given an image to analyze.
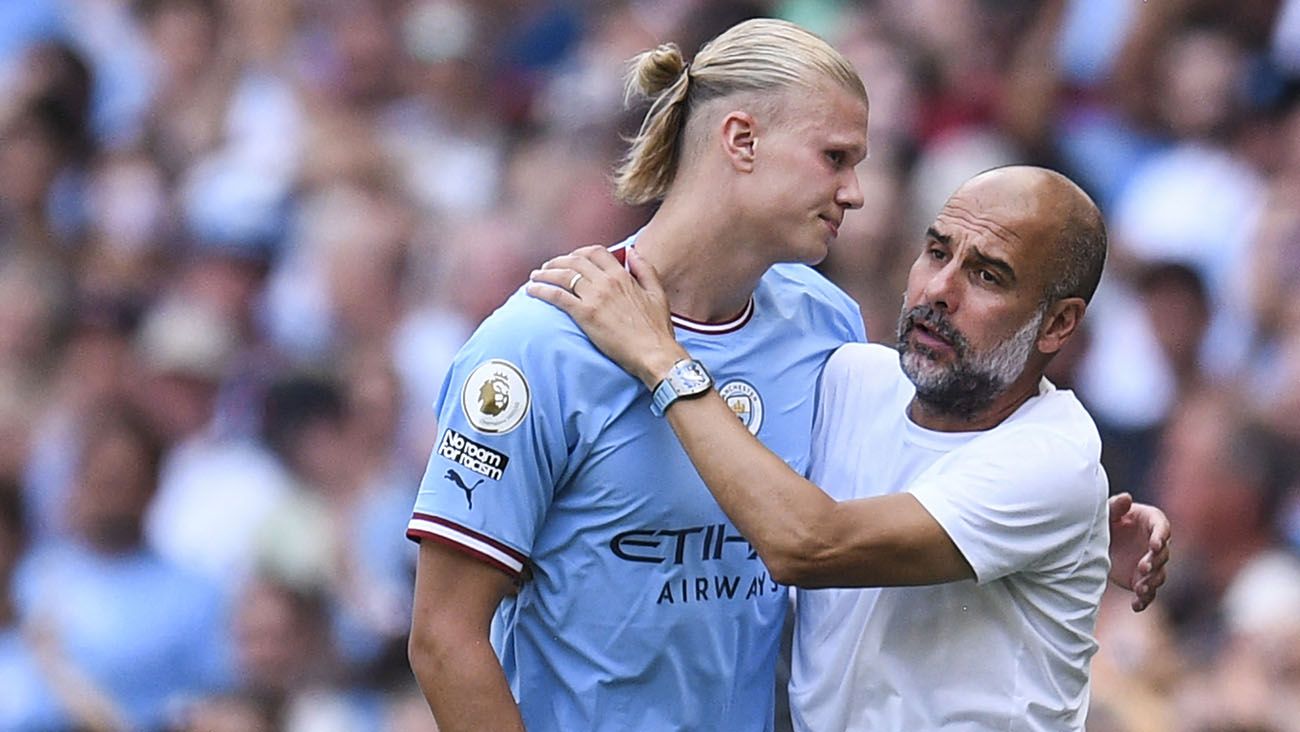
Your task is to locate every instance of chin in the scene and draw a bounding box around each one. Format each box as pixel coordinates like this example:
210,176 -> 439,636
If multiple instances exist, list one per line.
800,248 -> 830,266
795,236 -> 831,265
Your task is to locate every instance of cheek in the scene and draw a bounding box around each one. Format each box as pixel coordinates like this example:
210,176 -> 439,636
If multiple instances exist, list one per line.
903,258 -> 928,305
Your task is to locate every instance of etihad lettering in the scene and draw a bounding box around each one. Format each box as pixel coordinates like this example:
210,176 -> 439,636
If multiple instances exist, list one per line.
610,524 -> 759,564
655,571 -> 781,605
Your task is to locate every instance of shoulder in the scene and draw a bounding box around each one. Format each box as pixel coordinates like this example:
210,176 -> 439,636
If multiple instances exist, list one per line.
458,288 -> 607,368
823,343 -> 907,394
764,264 -> 862,315
959,392 -> 1109,517
1003,385 -> 1104,464
761,264 -> 865,337
815,343 -> 911,437
446,288 -> 640,421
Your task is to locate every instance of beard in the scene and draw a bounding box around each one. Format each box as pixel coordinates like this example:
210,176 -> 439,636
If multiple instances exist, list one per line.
895,301 -> 1046,421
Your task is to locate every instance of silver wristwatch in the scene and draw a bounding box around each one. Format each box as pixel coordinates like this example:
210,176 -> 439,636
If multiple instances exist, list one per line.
650,358 -> 714,416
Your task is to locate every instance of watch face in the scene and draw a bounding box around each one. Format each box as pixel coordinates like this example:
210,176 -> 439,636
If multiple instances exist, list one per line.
672,361 -> 712,393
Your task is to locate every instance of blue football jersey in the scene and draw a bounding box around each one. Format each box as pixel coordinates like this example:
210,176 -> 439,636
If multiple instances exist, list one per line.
408,239 -> 865,731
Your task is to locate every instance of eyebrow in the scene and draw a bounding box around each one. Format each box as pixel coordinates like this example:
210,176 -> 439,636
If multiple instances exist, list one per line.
825,137 -> 869,161
925,226 -> 950,246
926,226 -> 1018,284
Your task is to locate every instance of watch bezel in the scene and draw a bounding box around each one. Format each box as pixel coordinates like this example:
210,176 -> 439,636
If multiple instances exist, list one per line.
650,358 -> 714,416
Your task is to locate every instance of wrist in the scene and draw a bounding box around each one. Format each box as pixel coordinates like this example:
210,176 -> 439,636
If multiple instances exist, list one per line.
639,345 -> 692,390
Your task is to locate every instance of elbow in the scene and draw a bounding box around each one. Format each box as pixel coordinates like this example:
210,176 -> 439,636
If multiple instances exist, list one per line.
408,621 -> 455,687
765,554 -> 812,587
407,626 -> 437,685
761,524 -> 839,588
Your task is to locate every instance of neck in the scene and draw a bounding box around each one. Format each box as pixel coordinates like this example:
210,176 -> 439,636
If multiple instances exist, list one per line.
908,372 -> 1043,433
633,192 -> 774,323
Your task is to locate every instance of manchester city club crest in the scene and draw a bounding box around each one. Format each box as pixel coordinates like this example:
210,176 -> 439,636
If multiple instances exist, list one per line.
461,359 -> 530,434
719,380 -> 763,435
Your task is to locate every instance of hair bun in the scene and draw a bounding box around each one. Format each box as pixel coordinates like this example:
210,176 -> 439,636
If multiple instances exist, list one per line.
630,43 -> 688,98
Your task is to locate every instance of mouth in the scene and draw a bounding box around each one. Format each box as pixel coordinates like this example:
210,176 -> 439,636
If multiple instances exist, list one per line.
819,214 -> 840,238
909,321 -> 955,355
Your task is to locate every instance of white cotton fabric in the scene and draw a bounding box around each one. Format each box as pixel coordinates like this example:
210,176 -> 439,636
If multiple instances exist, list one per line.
791,343 -> 1110,732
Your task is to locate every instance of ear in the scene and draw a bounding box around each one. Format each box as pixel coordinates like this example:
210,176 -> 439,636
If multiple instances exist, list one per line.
1036,297 -> 1086,355
720,110 -> 758,173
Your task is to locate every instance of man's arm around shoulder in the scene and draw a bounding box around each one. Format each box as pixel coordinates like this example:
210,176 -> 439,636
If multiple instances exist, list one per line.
409,541 -> 525,732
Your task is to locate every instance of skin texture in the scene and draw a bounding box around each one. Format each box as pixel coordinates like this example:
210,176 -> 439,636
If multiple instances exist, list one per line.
527,167 -> 1170,606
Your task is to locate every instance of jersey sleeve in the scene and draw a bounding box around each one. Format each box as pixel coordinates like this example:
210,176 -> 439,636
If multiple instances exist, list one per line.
906,426 -> 1109,584
406,308 -> 570,581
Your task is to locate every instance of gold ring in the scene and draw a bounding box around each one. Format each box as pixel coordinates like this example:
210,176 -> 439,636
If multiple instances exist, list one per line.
568,272 -> 584,293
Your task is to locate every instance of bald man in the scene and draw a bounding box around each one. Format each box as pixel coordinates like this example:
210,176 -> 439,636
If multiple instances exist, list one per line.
531,166 -> 1144,730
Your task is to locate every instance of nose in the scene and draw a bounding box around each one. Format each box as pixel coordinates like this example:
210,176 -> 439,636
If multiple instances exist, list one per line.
920,259 -> 961,313
837,168 -> 864,211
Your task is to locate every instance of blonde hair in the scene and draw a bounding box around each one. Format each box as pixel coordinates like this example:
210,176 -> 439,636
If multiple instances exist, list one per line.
614,19 -> 866,205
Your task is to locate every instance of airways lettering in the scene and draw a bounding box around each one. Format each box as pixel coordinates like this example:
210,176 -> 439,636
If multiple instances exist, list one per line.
655,572 -> 781,605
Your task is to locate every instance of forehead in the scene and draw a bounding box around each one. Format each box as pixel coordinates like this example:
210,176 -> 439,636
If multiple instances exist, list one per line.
775,83 -> 868,145
931,180 -> 1056,268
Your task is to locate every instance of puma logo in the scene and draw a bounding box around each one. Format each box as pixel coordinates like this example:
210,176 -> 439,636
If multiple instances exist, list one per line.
445,469 -> 485,509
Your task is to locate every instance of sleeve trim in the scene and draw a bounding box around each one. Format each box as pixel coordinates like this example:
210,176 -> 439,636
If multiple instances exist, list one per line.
406,513 -> 528,577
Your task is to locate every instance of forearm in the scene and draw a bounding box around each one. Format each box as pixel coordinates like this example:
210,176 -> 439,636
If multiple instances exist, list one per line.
660,390 -> 842,583
660,393 -> 969,586
409,629 -> 524,732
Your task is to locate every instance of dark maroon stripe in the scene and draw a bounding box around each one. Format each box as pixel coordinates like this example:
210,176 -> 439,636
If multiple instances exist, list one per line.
410,512 -> 529,563
406,529 -> 522,578
671,301 -> 755,335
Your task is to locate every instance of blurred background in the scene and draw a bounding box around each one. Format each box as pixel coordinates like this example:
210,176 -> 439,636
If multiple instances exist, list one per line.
0,0 -> 1298,730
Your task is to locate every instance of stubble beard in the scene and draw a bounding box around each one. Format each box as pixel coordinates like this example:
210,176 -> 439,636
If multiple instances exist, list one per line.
896,302 -> 1046,421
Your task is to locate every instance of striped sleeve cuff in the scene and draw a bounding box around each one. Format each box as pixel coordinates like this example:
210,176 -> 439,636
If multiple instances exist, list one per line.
406,513 -> 529,579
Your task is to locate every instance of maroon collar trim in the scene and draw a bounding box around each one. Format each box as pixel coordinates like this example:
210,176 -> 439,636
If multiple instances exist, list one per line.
607,241 -> 754,335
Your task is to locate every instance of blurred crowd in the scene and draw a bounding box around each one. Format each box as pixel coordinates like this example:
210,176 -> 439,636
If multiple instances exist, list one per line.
1,0 -> 1299,730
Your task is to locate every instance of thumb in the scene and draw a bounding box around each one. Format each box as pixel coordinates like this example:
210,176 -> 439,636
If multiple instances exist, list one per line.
1109,492 -> 1133,523
628,247 -> 667,300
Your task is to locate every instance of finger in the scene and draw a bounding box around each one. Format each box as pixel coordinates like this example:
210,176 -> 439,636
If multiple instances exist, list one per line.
573,244 -> 625,274
1146,568 -> 1167,590
627,247 -> 667,299
1108,492 -> 1133,523
540,254 -> 610,282
536,257 -> 613,297
1148,544 -> 1171,572
529,267 -> 581,291
1149,523 -> 1172,552
525,281 -> 583,315
546,246 -> 622,276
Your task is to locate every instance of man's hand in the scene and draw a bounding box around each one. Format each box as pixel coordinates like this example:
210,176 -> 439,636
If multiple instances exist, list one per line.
1107,493 -> 1171,612
527,245 -> 688,387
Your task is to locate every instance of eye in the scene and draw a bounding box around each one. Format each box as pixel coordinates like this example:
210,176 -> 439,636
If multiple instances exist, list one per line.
928,246 -> 947,261
825,150 -> 846,167
976,269 -> 1000,285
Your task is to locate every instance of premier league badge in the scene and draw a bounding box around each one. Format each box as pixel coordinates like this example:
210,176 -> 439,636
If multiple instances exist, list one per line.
462,359 -> 531,434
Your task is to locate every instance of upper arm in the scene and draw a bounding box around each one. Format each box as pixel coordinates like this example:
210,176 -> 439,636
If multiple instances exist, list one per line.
411,540 -> 515,643
908,428 -> 1106,584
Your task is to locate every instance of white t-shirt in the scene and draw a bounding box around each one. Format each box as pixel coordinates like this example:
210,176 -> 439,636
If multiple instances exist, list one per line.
791,343 -> 1110,732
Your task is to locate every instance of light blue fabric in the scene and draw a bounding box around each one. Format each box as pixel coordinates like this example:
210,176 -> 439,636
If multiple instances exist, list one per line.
13,544 -> 232,731
409,237 -> 866,731
0,627 -> 68,731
